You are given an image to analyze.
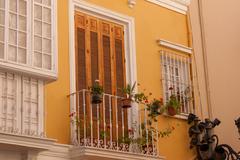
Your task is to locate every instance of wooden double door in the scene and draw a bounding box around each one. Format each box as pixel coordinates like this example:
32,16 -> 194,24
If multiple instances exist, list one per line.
75,12 -> 128,141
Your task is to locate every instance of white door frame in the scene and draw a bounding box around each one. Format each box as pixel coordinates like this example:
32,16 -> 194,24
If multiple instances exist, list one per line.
68,0 -> 138,142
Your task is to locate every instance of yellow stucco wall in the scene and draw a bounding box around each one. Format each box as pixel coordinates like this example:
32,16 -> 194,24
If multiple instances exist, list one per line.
45,0 -> 70,144
45,0 -> 194,159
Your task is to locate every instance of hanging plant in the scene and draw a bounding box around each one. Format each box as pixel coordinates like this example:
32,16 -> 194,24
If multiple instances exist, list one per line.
89,80 -> 104,104
120,82 -> 136,108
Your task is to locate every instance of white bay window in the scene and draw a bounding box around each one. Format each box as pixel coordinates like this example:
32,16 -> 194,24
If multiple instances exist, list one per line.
0,0 -> 57,80
0,0 -> 56,138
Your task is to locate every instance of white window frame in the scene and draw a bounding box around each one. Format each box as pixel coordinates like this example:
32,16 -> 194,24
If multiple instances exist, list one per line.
159,39 -> 195,119
145,0 -> 190,15
0,71 -> 44,137
68,0 -> 137,142
0,0 -> 58,81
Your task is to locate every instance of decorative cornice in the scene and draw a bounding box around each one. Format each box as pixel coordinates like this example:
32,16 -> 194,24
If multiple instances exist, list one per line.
146,0 -> 190,15
70,146 -> 166,160
0,132 -> 56,150
128,0 -> 136,8
158,39 -> 192,54
39,143 -> 71,159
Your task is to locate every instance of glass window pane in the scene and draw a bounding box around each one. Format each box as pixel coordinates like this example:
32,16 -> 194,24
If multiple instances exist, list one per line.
42,7 -> 51,23
0,10 -> 4,25
9,0 -> 17,12
34,5 -> 42,20
42,38 -> 51,53
9,29 -> 17,45
9,13 -> 17,29
34,36 -> 42,51
19,16 -> 26,31
18,32 -> 26,47
0,27 -> 4,41
35,0 -> 42,3
0,43 -> 4,58
42,23 -> 51,38
18,48 -> 26,64
0,0 -> 5,9
8,45 -> 17,61
34,20 -> 42,35
34,52 -> 42,67
19,0 -> 27,15
43,54 -> 51,69
42,0 -> 51,6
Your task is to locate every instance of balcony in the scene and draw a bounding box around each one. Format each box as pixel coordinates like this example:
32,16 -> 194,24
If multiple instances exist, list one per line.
68,90 -> 165,160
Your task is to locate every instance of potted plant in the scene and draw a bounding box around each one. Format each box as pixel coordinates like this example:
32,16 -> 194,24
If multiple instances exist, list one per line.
165,94 -> 181,116
120,82 -> 136,108
89,80 -> 104,104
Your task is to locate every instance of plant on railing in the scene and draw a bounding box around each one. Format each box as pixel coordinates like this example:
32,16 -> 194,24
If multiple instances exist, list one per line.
117,122 -> 176,154
120,82 -> 136,108
120,82 -> 152,108
89,80 -> 104,104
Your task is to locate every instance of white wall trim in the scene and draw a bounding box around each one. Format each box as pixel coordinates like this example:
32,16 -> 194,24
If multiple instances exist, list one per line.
70,146 -> 165,160
158,39 -> 192,54
146,0 -> 189,15
39,143 -> 71,159
0,132 -> 56,150
69,0 -> 138,142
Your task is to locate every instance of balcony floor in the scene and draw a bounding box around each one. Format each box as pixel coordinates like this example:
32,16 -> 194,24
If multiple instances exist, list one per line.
70,146 -> 165,160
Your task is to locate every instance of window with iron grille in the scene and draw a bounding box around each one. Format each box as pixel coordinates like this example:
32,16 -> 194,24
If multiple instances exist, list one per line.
160,50 -> 195,114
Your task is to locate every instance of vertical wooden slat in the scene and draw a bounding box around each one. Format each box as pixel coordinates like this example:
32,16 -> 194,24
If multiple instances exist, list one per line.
110,24 -> 116,141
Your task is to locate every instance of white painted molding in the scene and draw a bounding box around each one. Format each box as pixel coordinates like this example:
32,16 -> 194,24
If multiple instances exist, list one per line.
0,61 -> 57,82
128,0 -> 136,8
146,0 -> 190,15
158,39 -> 192,54
0,132 -> 56,150
70,146 -> 166,160
39,143 -> 71,159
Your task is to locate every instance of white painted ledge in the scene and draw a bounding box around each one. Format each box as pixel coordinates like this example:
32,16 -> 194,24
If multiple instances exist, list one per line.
146,0 -> 189,15
158,39 -> 192,54
70,146 -> 165,160
0,132 -> 56,150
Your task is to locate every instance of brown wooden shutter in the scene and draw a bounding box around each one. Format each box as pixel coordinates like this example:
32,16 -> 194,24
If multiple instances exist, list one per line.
75,12 -> 128,140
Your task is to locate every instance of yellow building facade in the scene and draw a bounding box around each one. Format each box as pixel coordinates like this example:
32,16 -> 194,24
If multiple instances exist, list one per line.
0,0 -> 201,160
45,0 -> 195,159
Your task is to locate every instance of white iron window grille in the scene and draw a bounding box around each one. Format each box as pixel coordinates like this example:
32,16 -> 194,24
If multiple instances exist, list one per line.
0,0 -> 57,79
160,50 -> 195,114
0,71 -> 44,137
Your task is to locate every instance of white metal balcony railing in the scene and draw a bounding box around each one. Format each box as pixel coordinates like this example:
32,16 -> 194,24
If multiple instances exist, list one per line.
69,89 -> 161,157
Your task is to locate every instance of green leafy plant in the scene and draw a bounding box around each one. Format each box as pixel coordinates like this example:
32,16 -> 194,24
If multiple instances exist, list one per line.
89,80 -> 104,95
147,99 -> 163,122
121,82 -> 136,100
89,80 -> 104,104
134,92 -> 148,104
166,95 -> 181,110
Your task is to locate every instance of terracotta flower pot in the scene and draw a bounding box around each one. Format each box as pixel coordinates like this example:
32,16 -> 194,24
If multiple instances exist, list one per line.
91,94 -> 102,104
121,98 -> 132,108
167,106 -> 177,116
